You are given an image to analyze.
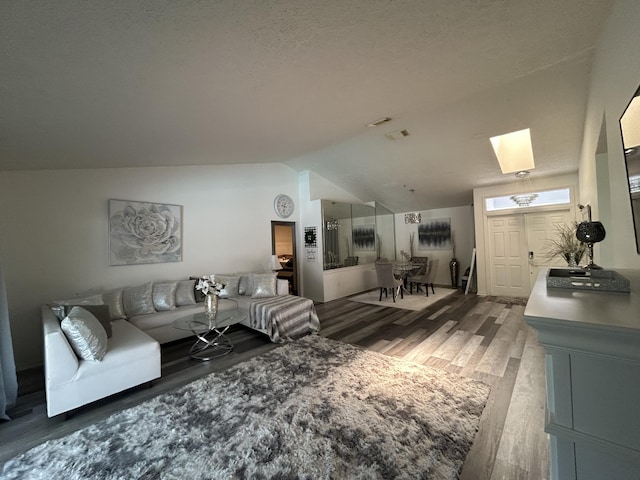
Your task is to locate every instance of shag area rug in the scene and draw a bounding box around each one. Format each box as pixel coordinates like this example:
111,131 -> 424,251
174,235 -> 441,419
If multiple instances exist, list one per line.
2,335 -> 489,480
349,287 -> 457,311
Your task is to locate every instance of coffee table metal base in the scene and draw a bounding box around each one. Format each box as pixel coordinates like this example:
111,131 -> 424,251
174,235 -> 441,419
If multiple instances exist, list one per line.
189,325 -> 233,361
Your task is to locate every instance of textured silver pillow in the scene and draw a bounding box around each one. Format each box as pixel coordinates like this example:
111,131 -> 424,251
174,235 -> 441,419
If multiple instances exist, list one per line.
216,275 -> 240,298
153,281 -> 178,311
123,282 -> 156,317
250,273 -> 277,298
101,288 -> 126,320
60,306 -> 108,362
176,280 -> 196,306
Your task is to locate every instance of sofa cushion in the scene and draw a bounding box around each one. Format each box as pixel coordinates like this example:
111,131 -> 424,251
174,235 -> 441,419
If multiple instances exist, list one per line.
128,303 -> 221,331
176,280 -> 196,306
250,273 -> 277,298
153,281 -> 178,311
60,306 -> 108,362
123,282 -> 156,317
217,275 -> 240,298
238,274 -> 252,296
69,304 -> 112,338
102,288 -> 126,320
189,276 -> 207,302
54,293 -> 104,307
80,305 -> 113,338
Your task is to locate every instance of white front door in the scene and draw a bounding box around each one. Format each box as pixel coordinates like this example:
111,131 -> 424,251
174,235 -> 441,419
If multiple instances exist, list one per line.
487,215 -> 529,297
487,209 -> 572,297
525,210 -> 572,289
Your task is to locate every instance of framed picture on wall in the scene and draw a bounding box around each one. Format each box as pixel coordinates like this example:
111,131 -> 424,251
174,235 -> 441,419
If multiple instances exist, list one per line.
108,199 -> 183,266
417,218 -> 452,250
353,225 -> 376,251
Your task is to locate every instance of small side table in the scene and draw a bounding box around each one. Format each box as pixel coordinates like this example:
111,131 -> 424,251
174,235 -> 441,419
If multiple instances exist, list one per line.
173,299 -> 246,361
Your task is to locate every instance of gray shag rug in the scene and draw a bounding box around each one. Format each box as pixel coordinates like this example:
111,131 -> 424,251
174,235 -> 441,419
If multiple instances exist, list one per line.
2,335 -> 490,480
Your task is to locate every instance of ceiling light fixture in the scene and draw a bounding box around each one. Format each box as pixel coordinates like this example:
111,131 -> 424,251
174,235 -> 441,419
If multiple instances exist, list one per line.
490,128 -> 535,174
404,188 -> 422,224
366,117 -> 392,127
510,171 -> 538,207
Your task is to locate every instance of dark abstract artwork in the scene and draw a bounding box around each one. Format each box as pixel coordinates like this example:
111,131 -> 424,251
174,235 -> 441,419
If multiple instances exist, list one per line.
418,218 -> 451,250
353,225 -> 376,250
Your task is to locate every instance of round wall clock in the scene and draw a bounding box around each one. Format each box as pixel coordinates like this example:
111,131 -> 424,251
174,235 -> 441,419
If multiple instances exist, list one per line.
274,194 -> 295,218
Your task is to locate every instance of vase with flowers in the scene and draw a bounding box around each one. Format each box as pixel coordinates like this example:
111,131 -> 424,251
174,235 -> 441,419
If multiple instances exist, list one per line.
196,274 -> 226,320
544,222 -> 587,267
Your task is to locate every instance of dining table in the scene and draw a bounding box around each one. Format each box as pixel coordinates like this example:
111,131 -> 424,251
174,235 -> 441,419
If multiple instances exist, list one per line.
392,261 -> 422,293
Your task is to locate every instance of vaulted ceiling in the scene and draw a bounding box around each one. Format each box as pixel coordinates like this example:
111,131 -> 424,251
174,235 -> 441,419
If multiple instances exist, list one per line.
0,1 -> 615,212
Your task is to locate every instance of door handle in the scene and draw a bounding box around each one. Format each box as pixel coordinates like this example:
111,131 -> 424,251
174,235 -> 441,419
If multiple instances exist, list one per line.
528,251 -> 534,260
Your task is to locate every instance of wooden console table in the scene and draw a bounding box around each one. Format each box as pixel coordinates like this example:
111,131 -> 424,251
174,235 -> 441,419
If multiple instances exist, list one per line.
524,268 -> 640,480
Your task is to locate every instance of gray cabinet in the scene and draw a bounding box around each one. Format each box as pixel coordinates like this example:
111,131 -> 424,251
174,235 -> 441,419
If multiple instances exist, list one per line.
524,269 -> 640,480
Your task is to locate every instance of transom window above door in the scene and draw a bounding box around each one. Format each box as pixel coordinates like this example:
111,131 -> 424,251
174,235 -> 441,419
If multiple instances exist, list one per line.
485,188 -> 571,212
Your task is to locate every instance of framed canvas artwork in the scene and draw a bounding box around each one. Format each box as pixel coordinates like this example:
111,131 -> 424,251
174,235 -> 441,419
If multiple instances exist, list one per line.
108,199 -> 183,266
353,225 -> 376,251
418,218 -> 452,250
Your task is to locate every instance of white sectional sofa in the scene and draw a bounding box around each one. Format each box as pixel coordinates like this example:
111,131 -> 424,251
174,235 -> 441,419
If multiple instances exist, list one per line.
125,277 -> 290,344
42,273 -> 319,417
42,306 -> 160,417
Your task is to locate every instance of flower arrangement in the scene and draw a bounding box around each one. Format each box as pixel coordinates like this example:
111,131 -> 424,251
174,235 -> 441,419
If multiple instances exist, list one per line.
195,274 -> 225,296
544,222 -> 587,265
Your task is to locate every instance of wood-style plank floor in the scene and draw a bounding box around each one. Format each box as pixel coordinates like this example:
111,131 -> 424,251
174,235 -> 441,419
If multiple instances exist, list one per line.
1,290 -> 550,479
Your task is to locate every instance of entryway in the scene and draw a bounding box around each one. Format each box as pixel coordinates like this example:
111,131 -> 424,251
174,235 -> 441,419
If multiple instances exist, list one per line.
271,221 -> 298,295
487,209 -> 571,297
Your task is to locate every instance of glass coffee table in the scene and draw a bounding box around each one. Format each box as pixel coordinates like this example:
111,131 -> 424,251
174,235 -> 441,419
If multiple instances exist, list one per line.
173,299 -> 246,361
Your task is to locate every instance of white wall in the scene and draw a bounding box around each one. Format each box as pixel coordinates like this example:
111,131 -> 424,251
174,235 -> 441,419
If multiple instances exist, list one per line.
579,0 -> 640,269
0,164 -> 299,369
394,205 -> 474,288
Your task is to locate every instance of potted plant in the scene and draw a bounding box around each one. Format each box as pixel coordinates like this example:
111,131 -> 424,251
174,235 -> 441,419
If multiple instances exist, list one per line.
544,222 -> 587,267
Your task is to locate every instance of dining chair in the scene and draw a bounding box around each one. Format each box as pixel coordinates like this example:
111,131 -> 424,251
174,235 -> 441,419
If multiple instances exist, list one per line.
375,262 -> 404,302
408,259 -> 439,296
410,256 -> 429,276
409,256 -> 429,290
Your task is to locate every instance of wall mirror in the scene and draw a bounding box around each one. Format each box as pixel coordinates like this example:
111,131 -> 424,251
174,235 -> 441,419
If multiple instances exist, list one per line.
620,85 -> 640,254
321,200 -> 395,270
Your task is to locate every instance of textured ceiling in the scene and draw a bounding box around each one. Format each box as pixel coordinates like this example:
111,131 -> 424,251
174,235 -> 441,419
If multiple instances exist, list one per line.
0,0 -> 615,212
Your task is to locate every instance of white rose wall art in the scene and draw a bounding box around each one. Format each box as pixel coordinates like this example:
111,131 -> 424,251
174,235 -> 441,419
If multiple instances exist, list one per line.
109,199 -> 183,266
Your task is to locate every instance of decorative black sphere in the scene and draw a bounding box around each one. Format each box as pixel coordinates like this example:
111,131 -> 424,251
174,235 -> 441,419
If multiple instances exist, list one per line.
576,221 -> 606,243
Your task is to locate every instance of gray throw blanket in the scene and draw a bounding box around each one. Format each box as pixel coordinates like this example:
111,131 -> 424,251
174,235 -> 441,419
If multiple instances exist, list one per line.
250,295 -> 320,342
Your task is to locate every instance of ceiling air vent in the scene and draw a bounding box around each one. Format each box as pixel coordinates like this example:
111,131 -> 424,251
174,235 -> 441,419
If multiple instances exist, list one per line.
385,129 -> 410,140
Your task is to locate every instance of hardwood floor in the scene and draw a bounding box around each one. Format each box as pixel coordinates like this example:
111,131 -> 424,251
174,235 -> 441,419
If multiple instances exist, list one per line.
1,290 -> 550,479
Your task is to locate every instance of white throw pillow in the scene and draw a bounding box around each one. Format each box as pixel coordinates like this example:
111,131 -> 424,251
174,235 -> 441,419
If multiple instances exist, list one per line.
60,306 -> 108,362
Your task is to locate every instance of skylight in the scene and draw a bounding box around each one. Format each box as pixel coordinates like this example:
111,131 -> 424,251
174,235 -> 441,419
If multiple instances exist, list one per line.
490,129 -> 535,174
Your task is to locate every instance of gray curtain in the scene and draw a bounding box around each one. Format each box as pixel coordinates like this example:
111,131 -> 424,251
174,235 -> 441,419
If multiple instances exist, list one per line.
0,260 -> 18,420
